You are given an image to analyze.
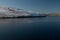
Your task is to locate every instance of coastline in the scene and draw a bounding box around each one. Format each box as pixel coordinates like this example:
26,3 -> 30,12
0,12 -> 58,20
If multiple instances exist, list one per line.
0,16 -> 46,19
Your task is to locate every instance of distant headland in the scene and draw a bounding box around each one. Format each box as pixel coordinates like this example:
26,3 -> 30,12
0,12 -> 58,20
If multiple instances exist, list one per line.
47,13 -> 60,16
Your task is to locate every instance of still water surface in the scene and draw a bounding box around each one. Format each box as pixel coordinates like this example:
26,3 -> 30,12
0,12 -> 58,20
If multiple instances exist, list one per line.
0,16 -> 60,40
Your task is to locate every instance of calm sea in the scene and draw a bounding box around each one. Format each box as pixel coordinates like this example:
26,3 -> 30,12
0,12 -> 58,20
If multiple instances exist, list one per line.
0,16 -> 60,40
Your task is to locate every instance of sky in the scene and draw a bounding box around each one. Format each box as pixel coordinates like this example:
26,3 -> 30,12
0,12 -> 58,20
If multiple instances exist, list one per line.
0,0 -> 60,13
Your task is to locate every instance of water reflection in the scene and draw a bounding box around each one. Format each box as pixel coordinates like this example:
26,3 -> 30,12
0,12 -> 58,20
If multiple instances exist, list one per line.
0,17 -> 45,24
0,17 -> 45,31
0,17 -> 60,40
0,17 -> 46,40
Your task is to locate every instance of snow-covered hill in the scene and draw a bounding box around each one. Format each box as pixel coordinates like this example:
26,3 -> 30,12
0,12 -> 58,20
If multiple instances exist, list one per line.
0,7 -> 40,17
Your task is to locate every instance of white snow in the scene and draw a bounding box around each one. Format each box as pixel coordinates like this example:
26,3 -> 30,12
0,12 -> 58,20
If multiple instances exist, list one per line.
0,6 -> 40,17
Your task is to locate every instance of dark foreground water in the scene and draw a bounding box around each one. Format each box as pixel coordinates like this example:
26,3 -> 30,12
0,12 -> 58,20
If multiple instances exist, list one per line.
0,16 -> 60,40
